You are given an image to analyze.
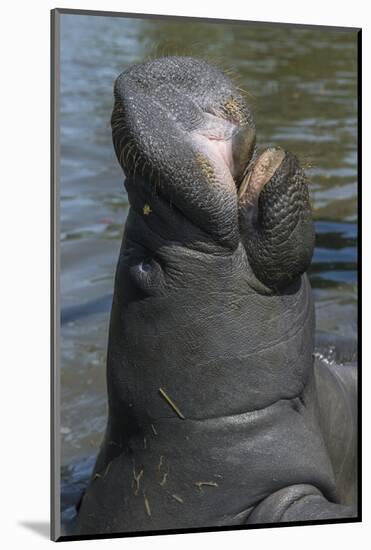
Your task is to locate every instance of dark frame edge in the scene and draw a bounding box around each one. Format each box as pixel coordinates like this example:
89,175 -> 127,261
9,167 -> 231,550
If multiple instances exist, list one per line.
53,7 -> 361,33
51,7 -> 61,543
356,28 -> 362,524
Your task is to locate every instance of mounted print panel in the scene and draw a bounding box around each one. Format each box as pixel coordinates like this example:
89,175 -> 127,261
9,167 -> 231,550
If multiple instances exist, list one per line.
51,8 -> 360,542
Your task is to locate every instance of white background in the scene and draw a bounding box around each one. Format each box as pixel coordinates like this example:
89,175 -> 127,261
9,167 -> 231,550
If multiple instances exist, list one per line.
1,0 -> 368,548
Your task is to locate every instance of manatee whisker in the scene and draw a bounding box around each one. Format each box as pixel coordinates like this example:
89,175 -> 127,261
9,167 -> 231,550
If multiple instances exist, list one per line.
120,141 -> 136,168
132,152 -> 141,178
118,140 -> 128,163
149,162 -> 155,183
140,160 -> 147,176
112,127 -> 129,144
111,115 -> 126,130
117,133 -> 128,153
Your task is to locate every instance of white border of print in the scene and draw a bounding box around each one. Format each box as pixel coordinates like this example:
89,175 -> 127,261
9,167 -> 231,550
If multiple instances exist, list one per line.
1,1 -> 368,548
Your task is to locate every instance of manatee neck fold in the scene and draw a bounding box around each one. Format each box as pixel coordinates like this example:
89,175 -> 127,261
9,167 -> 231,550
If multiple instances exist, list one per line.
106,245 -> 315,423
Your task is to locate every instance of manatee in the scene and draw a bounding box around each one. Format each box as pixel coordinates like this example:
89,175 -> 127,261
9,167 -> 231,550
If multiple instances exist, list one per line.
75,57 -> 357,535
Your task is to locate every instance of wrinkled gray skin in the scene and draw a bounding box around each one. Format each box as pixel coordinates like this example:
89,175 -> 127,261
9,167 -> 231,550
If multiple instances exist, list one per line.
76,57 -> 357,535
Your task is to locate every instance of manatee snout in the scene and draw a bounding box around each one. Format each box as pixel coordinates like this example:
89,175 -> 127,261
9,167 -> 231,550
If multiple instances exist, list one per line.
111,56 -> 314,290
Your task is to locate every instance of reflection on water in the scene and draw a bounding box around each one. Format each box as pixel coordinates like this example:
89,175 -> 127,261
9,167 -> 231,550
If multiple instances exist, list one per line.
59,14 -> 358,478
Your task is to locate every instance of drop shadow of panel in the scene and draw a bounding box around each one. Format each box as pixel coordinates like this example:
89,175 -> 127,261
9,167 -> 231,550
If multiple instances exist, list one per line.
18,521 -> 50,539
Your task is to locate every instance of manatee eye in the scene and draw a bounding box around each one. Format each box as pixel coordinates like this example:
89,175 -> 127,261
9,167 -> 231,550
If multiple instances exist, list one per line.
129,257 -> 163,294
138,261 -> 151,273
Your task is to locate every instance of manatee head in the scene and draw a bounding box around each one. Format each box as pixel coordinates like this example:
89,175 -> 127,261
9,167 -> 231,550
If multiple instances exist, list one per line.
112,56 -> 314,289
107,57 -> 315,423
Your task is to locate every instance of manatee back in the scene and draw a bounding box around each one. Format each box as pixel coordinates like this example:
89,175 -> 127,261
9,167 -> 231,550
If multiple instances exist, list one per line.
314,356 -> 357,505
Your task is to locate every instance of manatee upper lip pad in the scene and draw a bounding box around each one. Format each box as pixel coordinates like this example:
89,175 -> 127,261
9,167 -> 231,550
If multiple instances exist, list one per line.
190,111 -> 285,208
190,111 -> 256,189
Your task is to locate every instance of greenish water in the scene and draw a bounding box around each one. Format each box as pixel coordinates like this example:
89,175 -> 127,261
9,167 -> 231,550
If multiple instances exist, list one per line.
58,14 -> 358,523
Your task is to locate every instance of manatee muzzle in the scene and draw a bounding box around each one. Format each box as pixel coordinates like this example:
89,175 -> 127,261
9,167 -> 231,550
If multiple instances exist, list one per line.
111,57 -> 314,288
190,112 -> 256,188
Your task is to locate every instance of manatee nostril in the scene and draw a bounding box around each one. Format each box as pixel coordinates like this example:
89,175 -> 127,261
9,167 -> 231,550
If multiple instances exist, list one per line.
191,113 -> 256,185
